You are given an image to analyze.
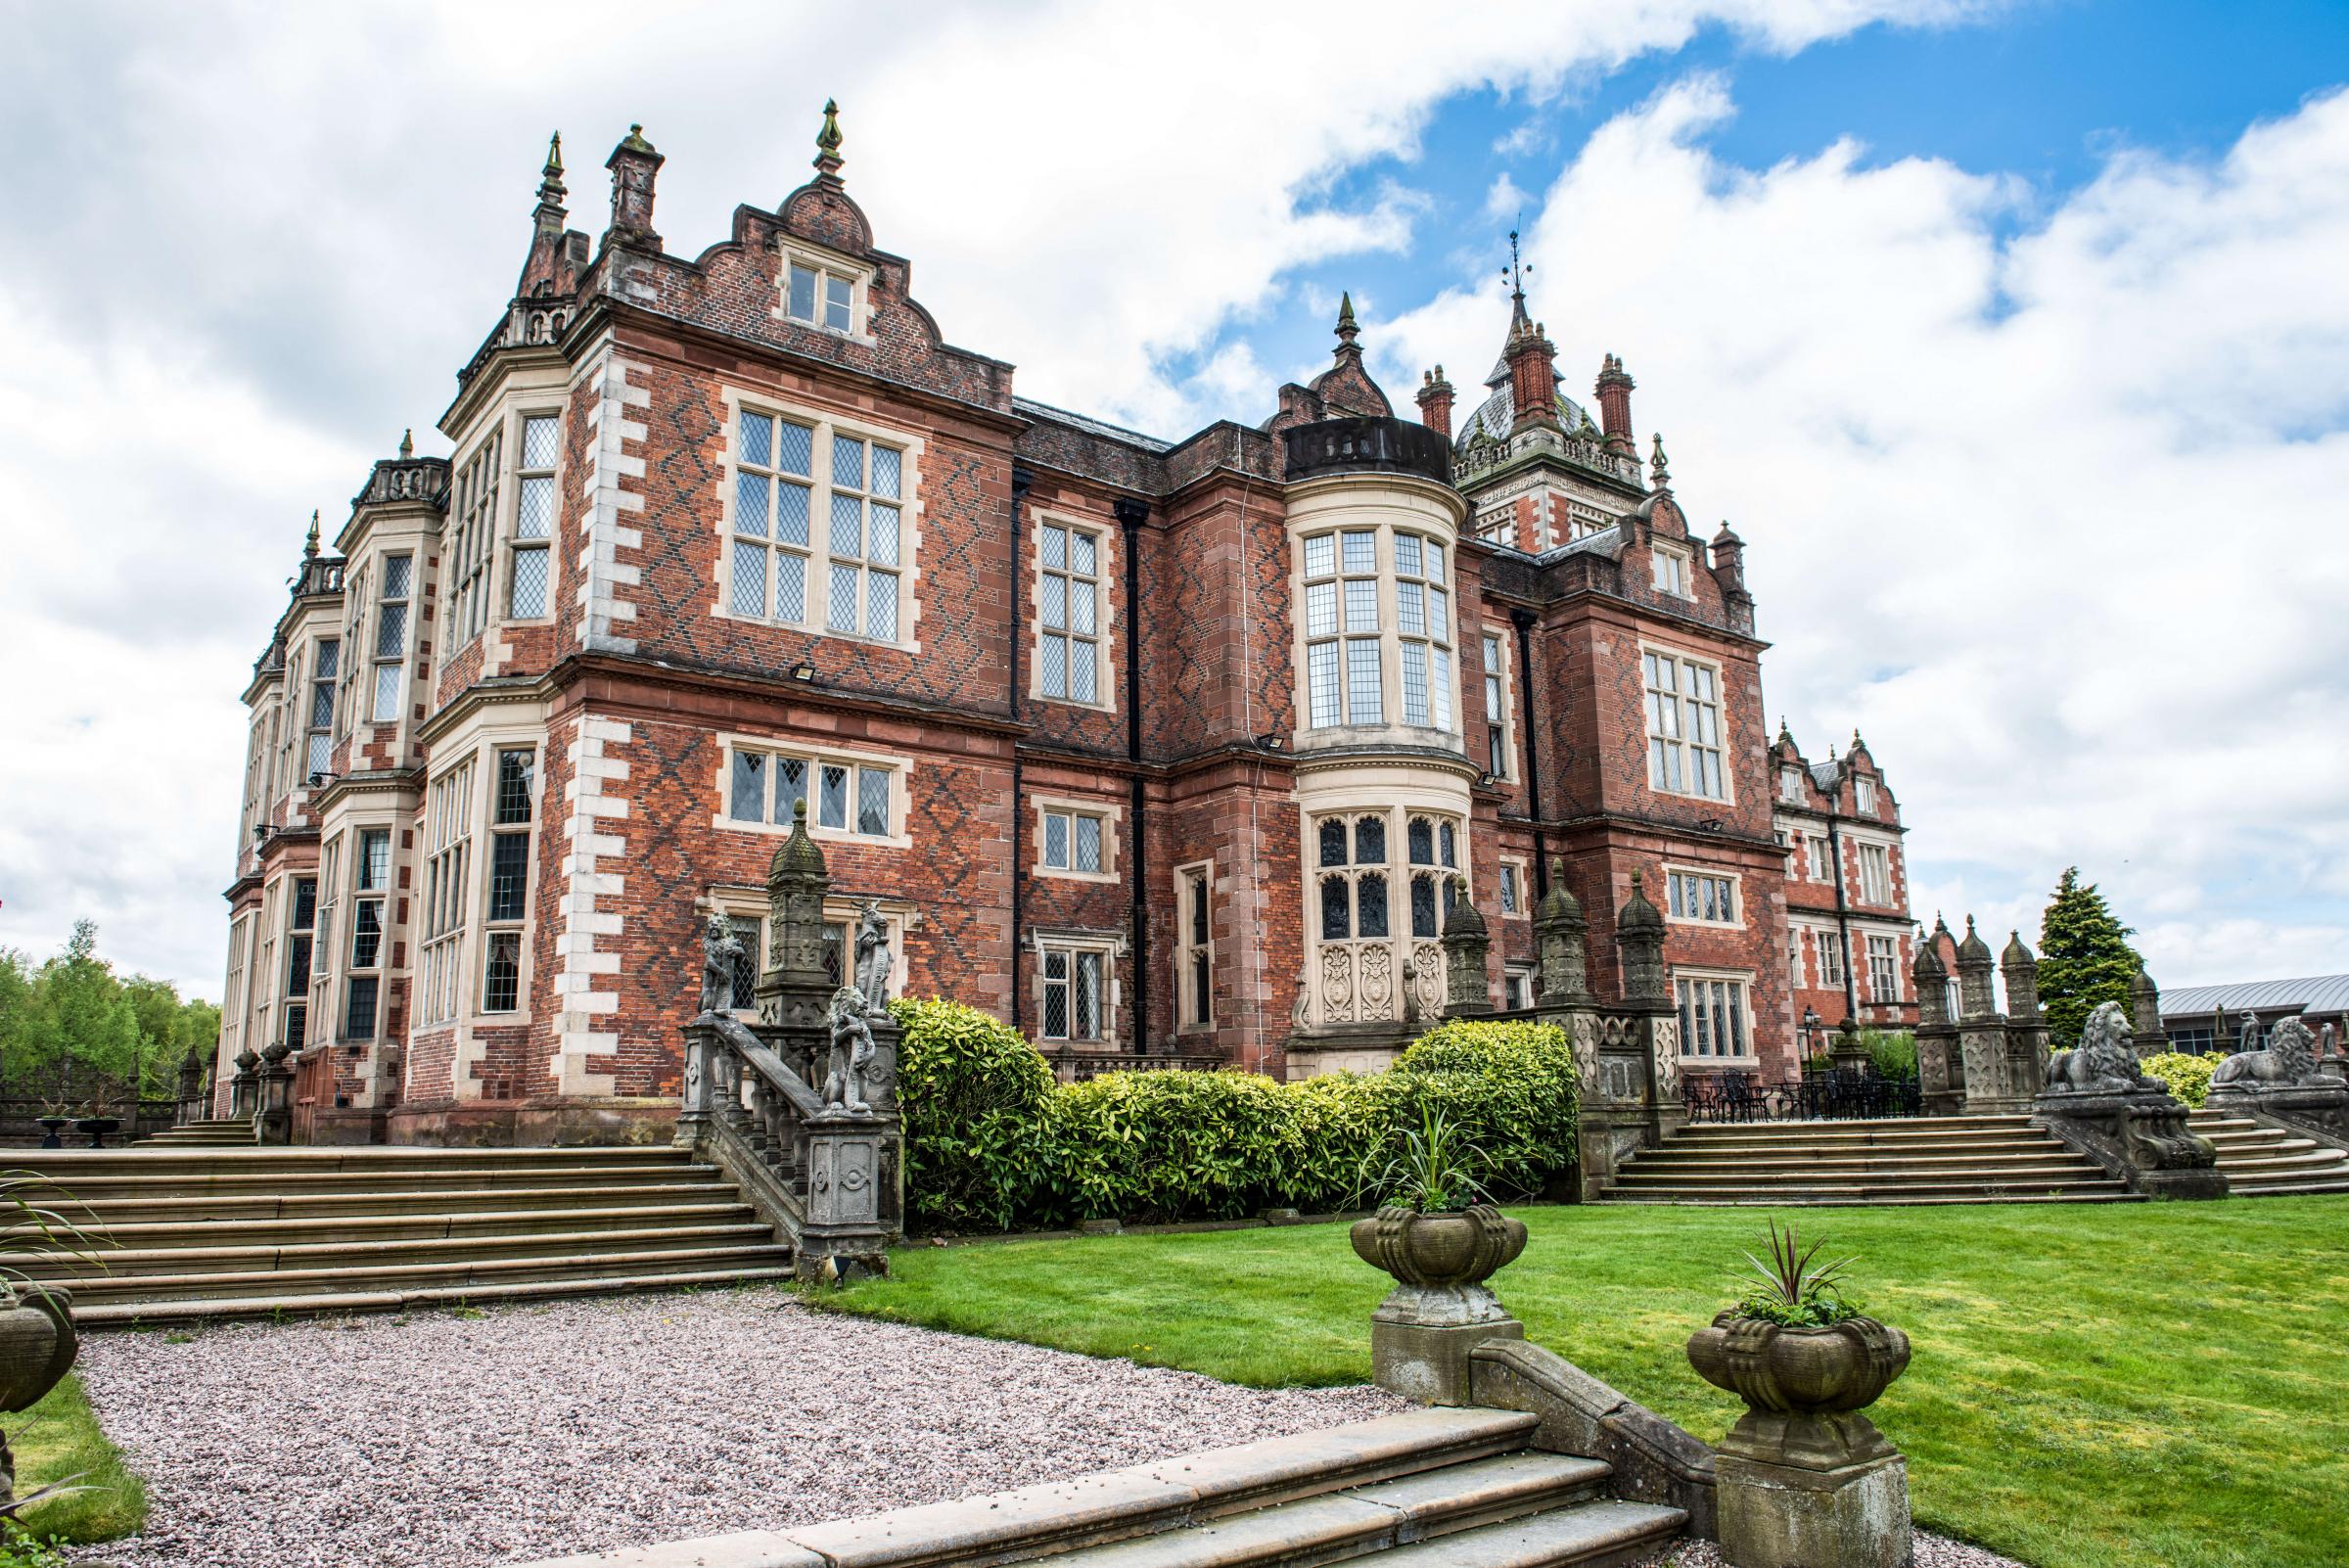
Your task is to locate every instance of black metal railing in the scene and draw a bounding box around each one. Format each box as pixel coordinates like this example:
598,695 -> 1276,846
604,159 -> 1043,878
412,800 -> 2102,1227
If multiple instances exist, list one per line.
1682,1068 -> 1922,1125
1282,418 -> 1452,484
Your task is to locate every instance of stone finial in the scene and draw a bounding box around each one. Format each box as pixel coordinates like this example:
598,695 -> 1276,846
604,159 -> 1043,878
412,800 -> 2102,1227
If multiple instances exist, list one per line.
1954,915 -> 1996,1020
1616,871 -> 1670,1004
2002,931 -> 2042,1021
397,429 -> 414,459
814,98 -> 845,179
1649,433 -> 1671,489
603,123 -> 665,250
1777,715 -> 1794,746
537,131 -> 567,208
301,509 -> 320,558
2130,965 -> 2165,1043
1336,291 -> 1359,345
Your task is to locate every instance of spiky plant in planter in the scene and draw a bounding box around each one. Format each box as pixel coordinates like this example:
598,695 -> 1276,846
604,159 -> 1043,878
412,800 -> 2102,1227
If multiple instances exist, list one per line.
1686,1220 -> 1911,1470
0,1173 -> 95,1512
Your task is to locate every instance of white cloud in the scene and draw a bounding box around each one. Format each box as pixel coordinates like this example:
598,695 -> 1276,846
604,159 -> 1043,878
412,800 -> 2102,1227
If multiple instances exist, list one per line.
1383,77 -> 2349,985
0,0 -> 2112,992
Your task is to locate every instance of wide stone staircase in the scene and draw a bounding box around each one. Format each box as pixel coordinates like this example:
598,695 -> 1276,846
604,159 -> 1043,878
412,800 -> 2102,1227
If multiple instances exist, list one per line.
2,1144 -> 794,1325
1597,1114 -> 2136,1205
134,1117 -> 258,1148
531,1407 -> 1685,1568
2190,1110 -> 2349,1194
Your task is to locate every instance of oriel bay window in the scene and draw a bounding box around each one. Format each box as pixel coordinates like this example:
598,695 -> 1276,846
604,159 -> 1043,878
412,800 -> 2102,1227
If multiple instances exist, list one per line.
371,554 -> 412,722
1309,807 -> 1467,1025
482,747 -> 536,1013
305,637 -> 339,779
1677,972 -> 1753,1059
344,827 -> 390,1039
284,876 -> 317,1052
420,759 -> 475,1025
1301,528 -> 1452,733
1643,648 -> 1726,800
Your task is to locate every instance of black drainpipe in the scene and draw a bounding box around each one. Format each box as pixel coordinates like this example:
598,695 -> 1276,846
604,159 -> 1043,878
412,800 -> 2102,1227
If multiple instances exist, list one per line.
1509,609 -> 1548,898
1116,496 -> 1150,1054
1008,466 -> 1033,1030
1825,804 -> 1859,1024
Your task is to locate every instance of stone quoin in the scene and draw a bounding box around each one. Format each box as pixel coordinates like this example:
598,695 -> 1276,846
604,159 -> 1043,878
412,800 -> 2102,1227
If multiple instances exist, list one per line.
216,110 -> 1922,1144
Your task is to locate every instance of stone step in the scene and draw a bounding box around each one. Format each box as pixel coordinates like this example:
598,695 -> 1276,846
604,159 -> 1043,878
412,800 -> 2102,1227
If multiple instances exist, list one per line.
1359,1499 -> 1686,1568
9,1221 -> 778,1278
3,1146 -> 697,1179
1623,1154 -> 2096,1176
17,1163 -> 726,1204
1665,1130 -> 2067,1152
4,1199 -> 759,1251
25,1180 -> 745,1226
48,1241 -> 796,1306
1602,1192 -> 2142,1206
69,1264 -> 801,1327
2230,1179 -> 2349,1196
1031,1454 -> 1620,1567
1609,1168 -> 2122,1190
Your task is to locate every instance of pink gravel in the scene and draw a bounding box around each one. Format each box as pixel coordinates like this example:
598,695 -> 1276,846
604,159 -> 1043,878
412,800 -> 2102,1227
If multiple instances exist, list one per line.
1634,1536 -> 2027,1568
65,1288 -> 1406,1567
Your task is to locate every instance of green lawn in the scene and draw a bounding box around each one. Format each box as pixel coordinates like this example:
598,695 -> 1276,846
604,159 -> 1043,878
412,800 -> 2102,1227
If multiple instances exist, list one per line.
7,1370 -> 147,1546
828,1201 -> 2349,1568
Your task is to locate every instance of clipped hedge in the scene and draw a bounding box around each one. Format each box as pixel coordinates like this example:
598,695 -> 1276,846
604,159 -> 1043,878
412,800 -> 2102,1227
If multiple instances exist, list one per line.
890,999 -> 1579,1232
2142,1050 -> 2216,1109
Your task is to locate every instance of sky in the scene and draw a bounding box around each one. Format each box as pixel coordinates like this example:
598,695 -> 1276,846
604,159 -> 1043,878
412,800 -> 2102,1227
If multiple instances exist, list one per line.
1,0 -> 2345,1000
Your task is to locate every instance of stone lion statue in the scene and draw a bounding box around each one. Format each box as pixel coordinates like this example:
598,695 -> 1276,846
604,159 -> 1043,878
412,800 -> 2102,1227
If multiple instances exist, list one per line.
2212,1015 -> 2322,1089
2048,1000 -> 2146,1093
698,913 -> 744,1016
824,985 -> 876,1113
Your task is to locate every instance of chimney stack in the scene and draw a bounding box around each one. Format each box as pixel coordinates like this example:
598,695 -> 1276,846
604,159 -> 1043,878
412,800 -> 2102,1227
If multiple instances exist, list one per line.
1595,353 -> 1635,456
602,124 -> 664,251
1415,365 -> 1455,438
1505,317 -> 1559,433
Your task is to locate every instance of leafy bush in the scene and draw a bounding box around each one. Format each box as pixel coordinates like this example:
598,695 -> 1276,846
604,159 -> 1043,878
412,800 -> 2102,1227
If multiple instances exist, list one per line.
1859,1029 -> 1917,1081
890,1004 -> 1578,1232
2142,1051 -> 2216,1109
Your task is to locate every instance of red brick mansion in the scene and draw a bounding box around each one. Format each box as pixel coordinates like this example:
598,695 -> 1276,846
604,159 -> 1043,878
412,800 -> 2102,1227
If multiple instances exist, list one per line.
216,113 -> 1921,1143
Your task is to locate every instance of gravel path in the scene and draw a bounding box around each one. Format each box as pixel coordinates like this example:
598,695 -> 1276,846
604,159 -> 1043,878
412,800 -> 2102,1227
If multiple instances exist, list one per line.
69,1288 -> 1405,1568
1635,1535 -> 2026,1568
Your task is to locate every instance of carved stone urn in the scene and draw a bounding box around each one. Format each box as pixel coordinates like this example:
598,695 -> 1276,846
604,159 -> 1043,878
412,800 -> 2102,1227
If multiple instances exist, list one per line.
0,1286 -> 77,1501
1686,1311 -> 1913,1568
1350,1205 -> 1528,1405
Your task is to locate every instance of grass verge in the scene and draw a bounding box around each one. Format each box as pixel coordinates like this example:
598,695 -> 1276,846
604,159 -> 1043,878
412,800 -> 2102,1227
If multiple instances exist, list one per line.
6,1371 -> 147,1545
830,1199 -> 2349,1568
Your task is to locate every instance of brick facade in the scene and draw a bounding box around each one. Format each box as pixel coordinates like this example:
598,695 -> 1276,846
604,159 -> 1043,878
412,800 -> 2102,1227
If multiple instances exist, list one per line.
218,115 -> 1920,1142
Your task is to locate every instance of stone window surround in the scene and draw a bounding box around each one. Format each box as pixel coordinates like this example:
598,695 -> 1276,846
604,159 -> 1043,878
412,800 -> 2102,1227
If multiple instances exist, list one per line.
1650,539 -> 1694,598
449,399 -> 568,641
1292,758 -> 1477,1030
711,385 -> 926,653
1030,793 -> 1122,883
505,407 -> 563,625
1637,637 -> 1733,807
1174,858 -> 1215,1035
1855,774 -> 1877,814
1028,926 -> 1127,1048
1846,833 -> 1899,906
1673,966 -> 1758,1062
700,885 -> 917,1019
709,730 -> 913,851
417,718 -> 548,1034
335,817 -> 398,1044
1027,507 -> 1117,711
773,237 -> 878,345
1502,963 -> 1536,1010
1661,862 -> 1743,929
1497,853 -> 1530,918
1479,623 -> 1513,782
1865,932 -> 1904,1004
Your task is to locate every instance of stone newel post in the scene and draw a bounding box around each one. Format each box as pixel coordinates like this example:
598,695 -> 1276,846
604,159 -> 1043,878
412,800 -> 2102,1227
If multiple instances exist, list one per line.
1911,943 -> 1961,1117
1439,877 -> 1493,1019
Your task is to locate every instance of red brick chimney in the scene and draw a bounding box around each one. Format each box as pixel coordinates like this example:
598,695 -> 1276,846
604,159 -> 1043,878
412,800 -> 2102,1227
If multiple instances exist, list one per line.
1595,354 -> 1635,456
1505,317 -> 1559,433
1415,364 -> 1455,438
602,123 -> 664,251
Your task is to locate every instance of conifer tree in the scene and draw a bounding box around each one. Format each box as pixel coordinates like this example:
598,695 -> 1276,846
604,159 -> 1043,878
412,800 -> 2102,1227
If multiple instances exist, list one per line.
2036,868 -> 2143,1047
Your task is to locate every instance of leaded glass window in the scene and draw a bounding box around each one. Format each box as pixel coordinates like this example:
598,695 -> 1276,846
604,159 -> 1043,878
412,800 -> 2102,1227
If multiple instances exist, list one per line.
1038,521 -> 1102,704
510,413 -> 558,618
1644,650 -> 1726,799
827,433 -> 901,641
730,409 -> 815,623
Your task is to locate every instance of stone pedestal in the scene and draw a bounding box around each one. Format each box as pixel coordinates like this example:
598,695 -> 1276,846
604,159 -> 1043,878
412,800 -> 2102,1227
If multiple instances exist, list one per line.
796,1108 -> 897,1284
1369,1294 -> 1524,1406
2034,1086 -> 2226,1199
2208,1080 -> 2349,1141
1717,1443 -> 1912,1568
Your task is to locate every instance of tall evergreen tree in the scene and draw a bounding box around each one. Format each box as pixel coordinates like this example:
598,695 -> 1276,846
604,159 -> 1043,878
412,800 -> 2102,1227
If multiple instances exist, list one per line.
2037,868 -> 2144,1047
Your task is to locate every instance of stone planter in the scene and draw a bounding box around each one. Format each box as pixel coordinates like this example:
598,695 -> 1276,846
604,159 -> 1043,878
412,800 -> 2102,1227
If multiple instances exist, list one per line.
0,1286 -> 77,1502
73,1117 -> 122,1149
33,1118 -> 69,1151
1686,1312 -> 1912,1568
1350,1205 -> 1528,1404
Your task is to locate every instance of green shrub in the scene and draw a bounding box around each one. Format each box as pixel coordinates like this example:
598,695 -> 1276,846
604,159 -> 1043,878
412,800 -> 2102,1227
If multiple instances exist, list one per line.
2142,1050 -> 2216,1109
1859,1029 -> 1917,1082
889,1006 -> 1578,1233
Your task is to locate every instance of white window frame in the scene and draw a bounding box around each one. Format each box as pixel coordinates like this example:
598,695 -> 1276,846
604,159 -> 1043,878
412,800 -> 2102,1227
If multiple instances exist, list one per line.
1036,515 -> 1107,707
1866,934 -> 1902,1004
480,746 -> 538,1014
1780,765 -> 1803,803
1675,969 -> 1756,1061
1664,865 -> 1742,928
1481,628 -> 1512,780
1855,776 -> 1877,814
776,243 -> 874,339
1807,833 -> 1834,885
419,757 -> 476,1026
1502,965 -> 1536,1011
371,553 -> 413,723
1788,927 -> 1806,990
718,393 -> 919,649
1652,542 -> 1692,598
1034,798 -> 1118,882
304,635 -> 340,781
344,825 -> 391,1041
1857,842 -> 1894,905
1175,861 -> 1214,1033
1299,527 -> 1452,734
714,735 -> 908,849
1641,645 -> 1727,802
1818,929 -> 1847,989
449,426 -> 502,647
508,411 -> 560,621
1036,938 -> 1115,1045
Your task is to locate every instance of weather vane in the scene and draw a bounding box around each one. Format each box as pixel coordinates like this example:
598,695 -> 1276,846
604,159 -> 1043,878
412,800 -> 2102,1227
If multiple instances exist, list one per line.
1500,220 -> 1533,302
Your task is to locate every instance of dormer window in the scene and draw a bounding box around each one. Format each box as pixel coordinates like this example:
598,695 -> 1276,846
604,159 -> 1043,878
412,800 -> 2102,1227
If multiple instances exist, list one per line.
781,247 -> 868,335
1652,543 -> 1691,598
1780,765 -> 1802,803
1856,776 -> 1877,813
